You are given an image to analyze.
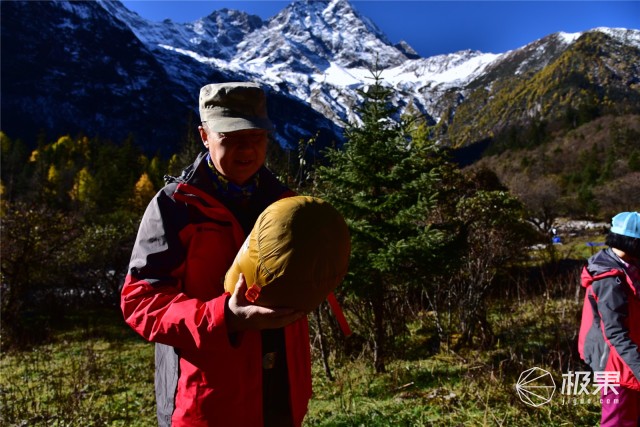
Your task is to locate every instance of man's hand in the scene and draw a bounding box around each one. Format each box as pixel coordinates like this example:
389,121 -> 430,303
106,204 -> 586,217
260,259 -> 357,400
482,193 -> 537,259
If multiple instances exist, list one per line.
225,273 -> 304,333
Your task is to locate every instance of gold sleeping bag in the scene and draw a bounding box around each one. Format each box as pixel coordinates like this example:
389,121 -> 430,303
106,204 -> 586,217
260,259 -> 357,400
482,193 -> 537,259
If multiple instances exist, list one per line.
224,196 -> 350,313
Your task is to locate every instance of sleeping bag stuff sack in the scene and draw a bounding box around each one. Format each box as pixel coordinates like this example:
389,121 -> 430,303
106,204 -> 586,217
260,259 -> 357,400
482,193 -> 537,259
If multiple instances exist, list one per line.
224,196 -> 350,313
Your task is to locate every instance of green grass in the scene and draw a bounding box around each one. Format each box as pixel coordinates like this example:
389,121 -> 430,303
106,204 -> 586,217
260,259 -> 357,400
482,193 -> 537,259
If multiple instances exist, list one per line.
306,354 -> 600,426
1,298 -> 602,427
306,297 -> 601,427
555,236 -> 606,262
1,308 -> 156,426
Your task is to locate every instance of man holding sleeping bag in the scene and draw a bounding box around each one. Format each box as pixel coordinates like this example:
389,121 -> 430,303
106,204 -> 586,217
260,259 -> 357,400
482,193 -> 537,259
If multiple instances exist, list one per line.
121,82 -> 349,427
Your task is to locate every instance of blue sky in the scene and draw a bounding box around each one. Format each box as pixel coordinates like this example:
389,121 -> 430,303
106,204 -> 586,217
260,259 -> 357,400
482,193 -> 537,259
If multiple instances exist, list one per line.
121,1 -> 640,57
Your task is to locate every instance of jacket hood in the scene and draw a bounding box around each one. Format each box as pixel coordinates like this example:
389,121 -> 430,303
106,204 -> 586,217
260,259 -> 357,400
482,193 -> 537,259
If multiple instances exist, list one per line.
164,152 -> 208,187
587,248 -> 625,276
587,248 -> 640,295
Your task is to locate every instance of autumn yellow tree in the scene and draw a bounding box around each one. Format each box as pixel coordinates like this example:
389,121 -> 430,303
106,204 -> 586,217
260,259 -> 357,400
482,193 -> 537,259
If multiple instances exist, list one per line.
131,173 -> 156,212
69,167 -> 98,213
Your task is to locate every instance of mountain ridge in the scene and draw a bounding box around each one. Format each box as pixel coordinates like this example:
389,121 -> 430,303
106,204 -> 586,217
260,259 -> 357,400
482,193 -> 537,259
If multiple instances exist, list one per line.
102,0 -> 638,146
1,0 -> 639,157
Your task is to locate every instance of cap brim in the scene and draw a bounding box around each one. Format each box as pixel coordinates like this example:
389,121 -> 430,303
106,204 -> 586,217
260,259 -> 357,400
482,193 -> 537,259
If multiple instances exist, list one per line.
202,115 -> 274,133
611,226 -> 640,239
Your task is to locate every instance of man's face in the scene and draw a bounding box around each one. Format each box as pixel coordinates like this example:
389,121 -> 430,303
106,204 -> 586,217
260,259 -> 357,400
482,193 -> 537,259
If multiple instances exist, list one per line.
199,126 -> 268,186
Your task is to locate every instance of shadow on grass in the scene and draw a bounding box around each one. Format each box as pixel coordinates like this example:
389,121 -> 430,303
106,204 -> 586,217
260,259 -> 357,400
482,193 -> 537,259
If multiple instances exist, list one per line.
7,304 -> 142,352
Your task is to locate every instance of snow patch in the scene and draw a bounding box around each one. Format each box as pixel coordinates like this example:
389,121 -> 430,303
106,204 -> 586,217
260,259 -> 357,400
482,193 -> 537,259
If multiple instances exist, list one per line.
314,62 -> 362,87
594,27 -> 640,49
557,31 -> 582,44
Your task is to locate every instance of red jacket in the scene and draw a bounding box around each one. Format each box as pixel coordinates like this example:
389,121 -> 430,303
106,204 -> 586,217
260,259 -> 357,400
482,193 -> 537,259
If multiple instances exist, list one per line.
121,154 -> 312,426
578,248 -> 640,391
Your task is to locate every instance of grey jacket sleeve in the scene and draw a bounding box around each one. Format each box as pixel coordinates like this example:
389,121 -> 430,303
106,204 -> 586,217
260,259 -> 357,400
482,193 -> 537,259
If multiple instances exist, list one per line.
594,276 -> 640,382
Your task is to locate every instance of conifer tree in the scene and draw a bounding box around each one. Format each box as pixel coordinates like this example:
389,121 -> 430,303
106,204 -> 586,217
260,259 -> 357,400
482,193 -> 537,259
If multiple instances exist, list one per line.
0,132 -> 30,201
315,68 -> 446,373
148,155 -> 165,189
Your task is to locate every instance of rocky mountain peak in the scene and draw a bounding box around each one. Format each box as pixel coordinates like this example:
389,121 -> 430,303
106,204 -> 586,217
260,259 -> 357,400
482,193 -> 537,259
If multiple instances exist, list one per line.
235,0 -> 409,70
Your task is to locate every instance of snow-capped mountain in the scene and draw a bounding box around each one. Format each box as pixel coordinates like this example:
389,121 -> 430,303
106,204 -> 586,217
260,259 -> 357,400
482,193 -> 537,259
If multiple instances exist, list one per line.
89,0 -> 640,139
2,0 -> 639,155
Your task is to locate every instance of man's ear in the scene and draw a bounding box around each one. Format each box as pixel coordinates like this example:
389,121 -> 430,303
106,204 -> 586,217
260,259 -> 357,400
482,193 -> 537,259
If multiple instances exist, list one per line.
198,125 -> 209,148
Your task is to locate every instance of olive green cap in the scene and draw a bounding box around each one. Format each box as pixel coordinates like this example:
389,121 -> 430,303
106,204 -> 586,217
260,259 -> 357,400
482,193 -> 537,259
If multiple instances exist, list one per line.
199,82 -> 274,132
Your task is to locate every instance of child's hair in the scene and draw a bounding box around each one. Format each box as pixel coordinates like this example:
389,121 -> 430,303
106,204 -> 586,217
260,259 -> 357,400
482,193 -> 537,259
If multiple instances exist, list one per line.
606,232 -> 640,259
